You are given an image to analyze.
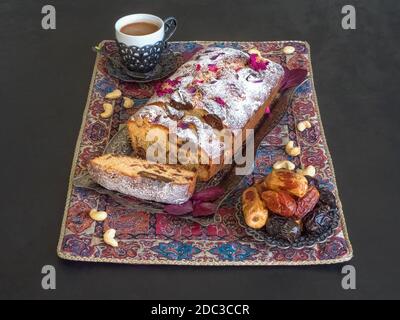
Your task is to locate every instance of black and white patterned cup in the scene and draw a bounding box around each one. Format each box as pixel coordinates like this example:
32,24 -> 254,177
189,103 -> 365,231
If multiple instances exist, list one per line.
115,14 -> 177,73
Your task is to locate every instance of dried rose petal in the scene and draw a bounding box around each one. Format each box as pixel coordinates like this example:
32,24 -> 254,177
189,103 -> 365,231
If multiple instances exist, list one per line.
214,97 -> 226,107
164,200 -> 193,215
154,82 -> 172,96
177,121 -> 190,129
192,186 -> 225,202
208,64 -> 219,72
155,86 -> 171,96
196,64 -> 201,71
265,105 -> 271,114
154,78 -> 181,96
279,67 -> 308,93
249,53 -> 269,72
192,202 -> 217,217
187,86 -> 197,94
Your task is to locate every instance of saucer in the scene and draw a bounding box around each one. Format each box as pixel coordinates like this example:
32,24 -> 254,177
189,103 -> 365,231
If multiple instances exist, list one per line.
105,48 -> 180,83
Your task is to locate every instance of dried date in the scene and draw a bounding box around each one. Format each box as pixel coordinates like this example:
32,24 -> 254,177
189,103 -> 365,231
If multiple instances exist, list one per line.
264,169 -> 308,198
203,114 -> 224,130
294,186 -> 320,220
241,186 -> 268,229
170,99 -> 194,110
265,214 -> 302,243
306,177 -> 337,208
319,189 -> 337,208
261,190 -> 297,217
303,204 -> 333,234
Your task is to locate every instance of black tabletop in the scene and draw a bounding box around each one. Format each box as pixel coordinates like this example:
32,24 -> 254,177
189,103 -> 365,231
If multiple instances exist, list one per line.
1,0 -> 399,300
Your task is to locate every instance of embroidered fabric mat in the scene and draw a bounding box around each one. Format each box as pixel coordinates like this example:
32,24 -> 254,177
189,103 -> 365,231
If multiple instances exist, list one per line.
57,40 -> 353,266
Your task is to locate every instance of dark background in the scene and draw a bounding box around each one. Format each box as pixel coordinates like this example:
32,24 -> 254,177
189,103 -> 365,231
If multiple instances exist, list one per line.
1,0 -> 399,300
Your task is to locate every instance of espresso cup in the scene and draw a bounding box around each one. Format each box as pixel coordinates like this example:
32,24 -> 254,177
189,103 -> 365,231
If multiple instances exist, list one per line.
115,14 -> 177,72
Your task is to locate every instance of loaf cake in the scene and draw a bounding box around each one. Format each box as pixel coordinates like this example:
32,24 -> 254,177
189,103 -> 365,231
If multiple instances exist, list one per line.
87,154 -> 197,204
128,46 -> 284,181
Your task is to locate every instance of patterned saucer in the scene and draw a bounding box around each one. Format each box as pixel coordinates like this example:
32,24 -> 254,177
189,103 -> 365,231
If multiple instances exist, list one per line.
105,49 -> 180,83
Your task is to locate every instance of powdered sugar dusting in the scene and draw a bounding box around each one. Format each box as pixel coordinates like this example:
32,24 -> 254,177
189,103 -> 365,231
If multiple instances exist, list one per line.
132,46 -> 284,158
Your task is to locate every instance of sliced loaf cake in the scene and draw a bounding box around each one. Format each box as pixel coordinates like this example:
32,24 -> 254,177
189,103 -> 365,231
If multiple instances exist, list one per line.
88,154 -> 197,204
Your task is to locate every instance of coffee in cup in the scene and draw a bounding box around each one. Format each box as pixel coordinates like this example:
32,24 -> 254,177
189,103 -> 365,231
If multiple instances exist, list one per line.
115,14 -> 177,72
120,22 -> 160,36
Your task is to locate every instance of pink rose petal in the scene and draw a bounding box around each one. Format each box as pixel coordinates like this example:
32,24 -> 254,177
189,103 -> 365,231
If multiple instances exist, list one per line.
214,97 -> 226,106
249,53 -> 269,72
208,64 -> 219,72
192,202 -> 217,217
167,78 -> 181,86
155,83 -> 172,96
177,121 -> 190,129
192,186 -> 225,202
154,78 -> 182,96
164,200 -> 193,215
187,86 -> 197,94
279,67 -> 308,93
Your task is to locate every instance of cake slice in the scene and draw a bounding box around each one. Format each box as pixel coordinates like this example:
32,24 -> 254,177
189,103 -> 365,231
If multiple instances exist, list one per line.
87,154 -> 197,204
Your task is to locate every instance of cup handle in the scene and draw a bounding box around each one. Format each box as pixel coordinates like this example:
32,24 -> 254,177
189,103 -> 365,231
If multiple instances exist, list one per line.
163,17 -> 177,42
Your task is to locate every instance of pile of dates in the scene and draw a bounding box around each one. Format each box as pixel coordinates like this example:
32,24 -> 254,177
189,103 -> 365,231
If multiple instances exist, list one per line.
241,169 -> 336,243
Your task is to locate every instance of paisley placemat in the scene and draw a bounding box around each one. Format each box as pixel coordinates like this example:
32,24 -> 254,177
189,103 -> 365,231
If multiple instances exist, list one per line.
57,40 -> 353,266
